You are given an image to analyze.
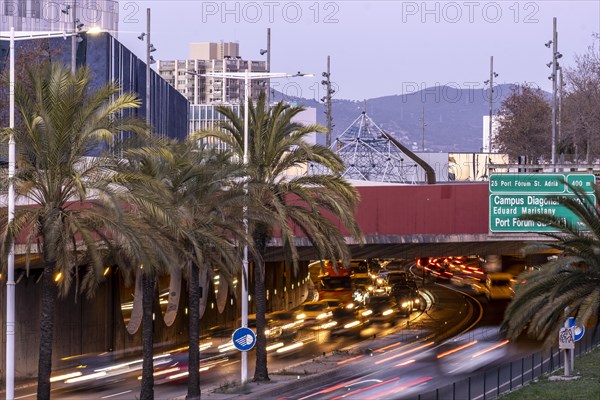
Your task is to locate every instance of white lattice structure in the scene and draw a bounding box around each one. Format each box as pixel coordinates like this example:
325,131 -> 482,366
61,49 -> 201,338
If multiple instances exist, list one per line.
312,112 -> 422,184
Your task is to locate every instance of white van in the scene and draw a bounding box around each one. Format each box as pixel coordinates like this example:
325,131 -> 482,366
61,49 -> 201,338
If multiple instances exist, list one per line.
472,272 -> 514,301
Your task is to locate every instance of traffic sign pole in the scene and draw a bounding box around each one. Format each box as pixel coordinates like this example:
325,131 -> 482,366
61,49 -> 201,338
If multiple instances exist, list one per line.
564,349 -> 571,376
564,317 -> 585,373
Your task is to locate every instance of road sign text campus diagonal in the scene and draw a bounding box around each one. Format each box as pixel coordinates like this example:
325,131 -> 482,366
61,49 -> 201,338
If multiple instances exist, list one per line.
489,174 -> 596,233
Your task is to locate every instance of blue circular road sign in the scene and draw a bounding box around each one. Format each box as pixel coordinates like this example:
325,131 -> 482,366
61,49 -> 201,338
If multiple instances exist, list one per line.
565,317 -> 585,342
232,327 -> 256,351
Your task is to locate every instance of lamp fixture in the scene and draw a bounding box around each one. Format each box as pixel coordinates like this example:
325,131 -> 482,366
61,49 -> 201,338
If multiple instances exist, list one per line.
544,40 -> 553,48
260,49 -> 268,55
138,32 -> 146,41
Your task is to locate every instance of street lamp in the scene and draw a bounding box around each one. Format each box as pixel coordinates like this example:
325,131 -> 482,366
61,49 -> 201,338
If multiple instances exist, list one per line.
321,56 -> 335,148
138,8 -> 157,134
1,26 -> 100,400
61,1 -> 88,74
187,69 -> 312,383
546,17 -> 560,168
483,56 -> 499,153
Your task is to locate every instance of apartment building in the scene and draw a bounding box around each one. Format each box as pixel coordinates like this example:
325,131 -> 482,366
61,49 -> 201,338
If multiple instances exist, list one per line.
158,42 -> 268,104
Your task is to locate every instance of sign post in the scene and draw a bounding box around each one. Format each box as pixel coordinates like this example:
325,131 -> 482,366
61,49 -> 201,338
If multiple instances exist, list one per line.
565,317 -> 585,374
559,327 -> 574,376
558,317 -> 585,376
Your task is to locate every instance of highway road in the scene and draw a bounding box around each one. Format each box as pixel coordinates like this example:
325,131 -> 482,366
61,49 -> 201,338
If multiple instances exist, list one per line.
13,274 -> 547,400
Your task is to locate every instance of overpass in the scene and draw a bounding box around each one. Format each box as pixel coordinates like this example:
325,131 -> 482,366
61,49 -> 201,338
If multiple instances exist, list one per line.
268,181 -> 553,265
0,181 -> 556,377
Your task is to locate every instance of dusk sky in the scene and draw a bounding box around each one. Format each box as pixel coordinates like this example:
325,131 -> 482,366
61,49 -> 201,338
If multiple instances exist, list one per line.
117,1 -> 600,101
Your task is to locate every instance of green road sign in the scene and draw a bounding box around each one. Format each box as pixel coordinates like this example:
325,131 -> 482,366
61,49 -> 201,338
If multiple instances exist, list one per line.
489,174 -> 594,194
566,174 -> 596,193
489,173 -> 596,233
489,193 -> 596,232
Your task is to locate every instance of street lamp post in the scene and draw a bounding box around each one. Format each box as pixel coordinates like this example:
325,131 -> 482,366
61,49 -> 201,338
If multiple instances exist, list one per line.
6,27 -> 16,400
1,27 -> 98,400
321,56 -> 334,148
189,70 -> 312,383
70,1 -> 77,74
551,17 -> 559,167
545,18 -> 561,169
484,56 -> 498,153
420,106 -> 427,151
61,1 -> 83,74
138,8 -> 157,133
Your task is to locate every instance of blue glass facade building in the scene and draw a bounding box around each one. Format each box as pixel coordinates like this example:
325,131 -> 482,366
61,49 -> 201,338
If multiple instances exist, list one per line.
0,32 -> 188,141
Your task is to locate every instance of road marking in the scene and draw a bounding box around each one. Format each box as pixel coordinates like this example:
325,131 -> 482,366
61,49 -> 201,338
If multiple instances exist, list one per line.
101,390 -> 132,398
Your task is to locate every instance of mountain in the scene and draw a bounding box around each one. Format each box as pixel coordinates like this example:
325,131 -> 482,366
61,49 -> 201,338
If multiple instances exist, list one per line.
278,84 -> 523,153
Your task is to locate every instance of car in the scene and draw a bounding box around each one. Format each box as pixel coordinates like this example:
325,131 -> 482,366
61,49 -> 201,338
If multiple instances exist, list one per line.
266,310 -> 301,342
294,302 -> 333,327
471,272 -> 515,301
329,307 -> 368,337
351,276 -> 375,303
318,298 -> 343,309
350,261 -> 370,279
485,273 -> 515,301
363,296 -> 399,324
385,271 -> 411,293
246,315 -> 283,342
390,283 -> 421,314
386,271 -> 409,285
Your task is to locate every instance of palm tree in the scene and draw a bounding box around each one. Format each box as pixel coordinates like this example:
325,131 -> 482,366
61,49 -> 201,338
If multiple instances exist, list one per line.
119,139 -> 247,399
169,142 -> 247,399
501,180 -> 600,346
196,93 -> 362,382
111,141 -> 188,400
0,62 -> 148,399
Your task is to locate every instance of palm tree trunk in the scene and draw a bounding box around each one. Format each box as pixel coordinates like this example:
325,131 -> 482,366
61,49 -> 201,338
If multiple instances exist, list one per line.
140,272 -> 156,400
253,227 -> 270,382
37,260 -> 58,400
187,261 -> 201,400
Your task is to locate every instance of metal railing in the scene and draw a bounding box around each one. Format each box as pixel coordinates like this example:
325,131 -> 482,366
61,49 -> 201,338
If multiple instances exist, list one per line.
414,324 -> 600,400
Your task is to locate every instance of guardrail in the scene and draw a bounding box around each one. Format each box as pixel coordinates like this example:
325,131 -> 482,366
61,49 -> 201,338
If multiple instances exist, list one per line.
413,324 -> 600,400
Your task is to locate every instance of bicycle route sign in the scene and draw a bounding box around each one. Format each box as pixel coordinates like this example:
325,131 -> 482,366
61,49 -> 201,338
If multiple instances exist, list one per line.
232,326 -> 256,351
489,173 -> 596,233
565,317 -> 585,342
